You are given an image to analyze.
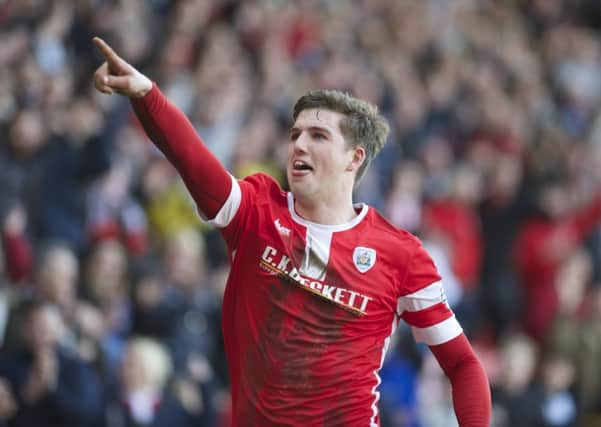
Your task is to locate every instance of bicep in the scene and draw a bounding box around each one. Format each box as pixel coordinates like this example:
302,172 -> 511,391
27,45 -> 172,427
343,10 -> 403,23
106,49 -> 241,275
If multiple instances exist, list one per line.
397,280 -> 463,346
398,241 -> 462,346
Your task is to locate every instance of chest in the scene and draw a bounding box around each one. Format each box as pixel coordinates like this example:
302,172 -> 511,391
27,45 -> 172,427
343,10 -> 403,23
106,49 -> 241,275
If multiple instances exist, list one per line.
234,208 -> 401,319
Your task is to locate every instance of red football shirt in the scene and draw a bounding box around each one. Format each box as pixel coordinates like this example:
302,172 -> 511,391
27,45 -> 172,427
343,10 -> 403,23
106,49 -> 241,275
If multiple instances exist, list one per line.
130,84 -> 479,426
208,173 -> 462,426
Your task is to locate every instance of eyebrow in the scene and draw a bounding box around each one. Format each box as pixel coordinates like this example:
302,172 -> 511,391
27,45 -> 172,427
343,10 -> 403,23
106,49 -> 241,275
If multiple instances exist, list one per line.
289,125 -> 332,136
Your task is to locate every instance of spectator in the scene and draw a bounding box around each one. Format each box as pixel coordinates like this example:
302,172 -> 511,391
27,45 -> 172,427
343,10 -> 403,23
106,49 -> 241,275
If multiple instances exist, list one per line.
0,299 -> 104,427
490,333 -> 544,427
104,336 -> 214,427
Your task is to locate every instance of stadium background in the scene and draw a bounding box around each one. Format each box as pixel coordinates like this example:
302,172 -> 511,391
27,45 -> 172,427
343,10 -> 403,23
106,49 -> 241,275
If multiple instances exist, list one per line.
2,0 -> 601,426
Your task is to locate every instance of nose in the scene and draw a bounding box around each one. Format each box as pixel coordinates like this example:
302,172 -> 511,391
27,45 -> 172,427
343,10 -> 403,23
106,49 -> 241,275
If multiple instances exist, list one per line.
293,131 -> 309,153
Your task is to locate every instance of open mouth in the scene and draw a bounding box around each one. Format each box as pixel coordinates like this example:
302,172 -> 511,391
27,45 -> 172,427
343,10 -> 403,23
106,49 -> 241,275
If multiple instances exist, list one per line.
293,160 -> 313,171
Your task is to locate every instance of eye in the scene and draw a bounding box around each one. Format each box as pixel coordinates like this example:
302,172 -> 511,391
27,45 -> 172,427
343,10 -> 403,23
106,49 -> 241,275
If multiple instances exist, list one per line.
289,132 -> 299,141
312,133 -> 326,140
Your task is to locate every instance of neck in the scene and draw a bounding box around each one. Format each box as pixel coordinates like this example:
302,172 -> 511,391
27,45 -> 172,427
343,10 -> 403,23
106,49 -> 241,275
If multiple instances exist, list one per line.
294,193 -> 357,225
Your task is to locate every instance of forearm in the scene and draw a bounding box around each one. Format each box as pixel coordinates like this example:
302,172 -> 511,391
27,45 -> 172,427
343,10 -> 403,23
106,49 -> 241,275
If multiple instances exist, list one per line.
447,353 -> 490,426
429,334 -> 491,426
131,84 -> 232,219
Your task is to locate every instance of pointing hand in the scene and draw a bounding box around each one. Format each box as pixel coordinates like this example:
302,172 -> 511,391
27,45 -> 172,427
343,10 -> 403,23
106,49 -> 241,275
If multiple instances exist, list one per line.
92,36 -> 152,98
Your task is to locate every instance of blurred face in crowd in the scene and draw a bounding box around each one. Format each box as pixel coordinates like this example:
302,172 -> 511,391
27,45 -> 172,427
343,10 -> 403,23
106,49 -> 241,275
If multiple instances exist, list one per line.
86,240 -> 127,304
501,334 -> 537,393
121,344 -> 146,392
453,165 -> 483,205
9,110 -> 46,158
121,339 -> 171,393
287,109 -> 362,206
67,98 -> 103,143
23,304 -> 63,353
539,185 -> 570,218
38,247 -> 78,312
542,355 -> 575,393
165,229 -> 205,292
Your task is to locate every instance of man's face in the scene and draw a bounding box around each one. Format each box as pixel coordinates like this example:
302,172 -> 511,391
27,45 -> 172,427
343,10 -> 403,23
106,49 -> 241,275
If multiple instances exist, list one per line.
287,108 -> 359,204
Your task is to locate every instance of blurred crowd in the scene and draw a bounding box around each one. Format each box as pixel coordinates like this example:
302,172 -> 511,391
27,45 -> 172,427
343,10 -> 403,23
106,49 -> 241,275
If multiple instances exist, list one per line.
2,0 -> 601,426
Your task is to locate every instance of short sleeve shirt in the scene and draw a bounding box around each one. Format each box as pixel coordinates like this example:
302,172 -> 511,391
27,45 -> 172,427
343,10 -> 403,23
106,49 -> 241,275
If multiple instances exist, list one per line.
209,173 -> 462,426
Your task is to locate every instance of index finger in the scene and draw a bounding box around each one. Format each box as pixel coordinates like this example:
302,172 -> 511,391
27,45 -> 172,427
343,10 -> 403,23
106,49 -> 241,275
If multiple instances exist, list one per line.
92,37 -> 130,72
92,36 -> 118,61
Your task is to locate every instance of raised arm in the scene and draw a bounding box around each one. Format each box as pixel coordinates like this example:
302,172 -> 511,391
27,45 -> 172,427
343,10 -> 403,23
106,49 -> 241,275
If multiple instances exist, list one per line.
92,37 -> 232,220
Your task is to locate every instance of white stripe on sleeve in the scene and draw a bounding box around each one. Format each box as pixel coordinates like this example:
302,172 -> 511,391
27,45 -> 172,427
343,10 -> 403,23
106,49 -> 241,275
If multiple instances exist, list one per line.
411,315 -> 463,346
202,174 -> 242,228
397,280 -> 447,315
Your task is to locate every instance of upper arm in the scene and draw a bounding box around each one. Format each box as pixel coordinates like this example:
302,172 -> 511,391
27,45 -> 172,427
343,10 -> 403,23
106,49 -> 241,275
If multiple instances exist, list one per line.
397,241 -> 463,346
205,173 -> 279,253
130,84 -> 233,219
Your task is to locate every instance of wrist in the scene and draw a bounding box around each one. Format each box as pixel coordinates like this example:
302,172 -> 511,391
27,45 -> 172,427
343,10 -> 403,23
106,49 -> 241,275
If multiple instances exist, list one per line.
135,75 -> 153,98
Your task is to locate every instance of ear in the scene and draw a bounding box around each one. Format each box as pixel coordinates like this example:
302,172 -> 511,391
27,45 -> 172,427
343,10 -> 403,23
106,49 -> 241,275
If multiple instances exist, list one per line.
346,146 -> 366,172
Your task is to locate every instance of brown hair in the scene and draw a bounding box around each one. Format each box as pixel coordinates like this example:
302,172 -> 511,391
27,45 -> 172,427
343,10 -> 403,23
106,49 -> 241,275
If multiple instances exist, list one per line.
293,89 -> 390,185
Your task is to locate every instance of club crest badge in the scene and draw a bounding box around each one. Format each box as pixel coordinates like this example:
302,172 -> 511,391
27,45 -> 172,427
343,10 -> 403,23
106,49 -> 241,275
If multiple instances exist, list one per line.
353,247 -> 376,273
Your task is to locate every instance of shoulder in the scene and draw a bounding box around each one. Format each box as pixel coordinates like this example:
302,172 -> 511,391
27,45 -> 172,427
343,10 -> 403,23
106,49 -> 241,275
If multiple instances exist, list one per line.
364,211 -> 442,293
239,173 -> 286,199
364,207 -> 424,253
356,208 -> 433,290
